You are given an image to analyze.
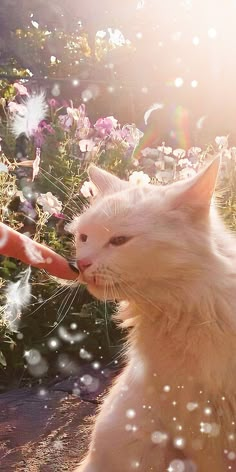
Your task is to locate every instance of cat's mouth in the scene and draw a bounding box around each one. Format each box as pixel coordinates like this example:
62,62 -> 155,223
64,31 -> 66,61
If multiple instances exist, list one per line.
84,274 -> 119,290
81,274 -> 122,301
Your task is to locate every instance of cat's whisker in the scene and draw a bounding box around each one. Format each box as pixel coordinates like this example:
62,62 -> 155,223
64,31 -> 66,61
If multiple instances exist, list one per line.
44,284 -> 80,337
40,167 -> 84,204
103,282 -> 111,347
116,274 -> 162,312
56,284 -> 77,322
25,283 -> 71,318
40,169 -> 84,215
57,284 -> 80,325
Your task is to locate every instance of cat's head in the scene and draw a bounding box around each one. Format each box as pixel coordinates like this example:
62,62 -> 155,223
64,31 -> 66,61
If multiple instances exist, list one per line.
69,158 -> 220,303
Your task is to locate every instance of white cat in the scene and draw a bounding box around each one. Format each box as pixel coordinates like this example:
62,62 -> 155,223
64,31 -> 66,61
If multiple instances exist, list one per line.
72,158 -> 236,472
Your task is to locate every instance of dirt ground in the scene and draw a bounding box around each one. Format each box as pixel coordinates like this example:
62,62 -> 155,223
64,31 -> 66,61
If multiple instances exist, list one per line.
0,375 -> 107,472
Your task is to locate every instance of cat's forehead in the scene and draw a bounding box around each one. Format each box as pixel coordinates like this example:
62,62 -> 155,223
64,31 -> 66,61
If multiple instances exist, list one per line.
74,184 -> 166,233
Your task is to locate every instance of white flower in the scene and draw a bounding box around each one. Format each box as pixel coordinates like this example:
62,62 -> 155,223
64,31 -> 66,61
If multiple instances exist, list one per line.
0,163 -> 8,173
129,171 -> 151,185
80,181 -> 97,198
215,136 -> 228,149
79,139 -> 96,153
173,148 -> 186,158
157,146 -> 172,155
96,30 -> 107,39
141,147 -> 159,158
178,158 -> 192,168
37,192 -> 62,215
108,28 -> 126,46
188,146 -> 201,155
179,167 -> 196,179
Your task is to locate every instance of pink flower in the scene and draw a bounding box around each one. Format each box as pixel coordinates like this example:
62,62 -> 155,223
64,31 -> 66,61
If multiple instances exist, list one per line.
53,213 -> 66,219
48,98 -> 58,107
8,102 -> 26,114
13,82 -> 29,96
94,116 -> 118,137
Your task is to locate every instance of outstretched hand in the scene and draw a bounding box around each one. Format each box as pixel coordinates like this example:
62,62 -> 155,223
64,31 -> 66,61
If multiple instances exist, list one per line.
0,222 -> 79,280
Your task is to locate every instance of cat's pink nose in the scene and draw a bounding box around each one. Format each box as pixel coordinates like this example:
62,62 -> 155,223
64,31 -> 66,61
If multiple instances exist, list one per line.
77,258 -> 92,273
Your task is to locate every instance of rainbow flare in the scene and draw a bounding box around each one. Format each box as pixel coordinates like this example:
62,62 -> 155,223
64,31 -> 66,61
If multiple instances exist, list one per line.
172,105 -> 191,149
134,122 -> 160,159
135,104 -> 192,158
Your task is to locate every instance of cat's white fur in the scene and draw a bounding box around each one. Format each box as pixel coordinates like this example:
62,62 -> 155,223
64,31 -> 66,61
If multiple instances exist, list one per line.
73,158 -> 236,472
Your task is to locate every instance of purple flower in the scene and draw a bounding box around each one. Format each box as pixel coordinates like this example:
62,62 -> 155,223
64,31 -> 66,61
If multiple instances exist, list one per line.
32,121 -> 54,147
58,114 -> 73,131
121,125 -> 144,148
94,116 -> 118,137
19,200 -> 37,220
33,129 -> 45,147
40,120 -> 55,134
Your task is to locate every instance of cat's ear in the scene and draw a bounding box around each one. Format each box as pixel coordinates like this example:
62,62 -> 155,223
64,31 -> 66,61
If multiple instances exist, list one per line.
168,156 -> 221,211
88,165 -> 127,195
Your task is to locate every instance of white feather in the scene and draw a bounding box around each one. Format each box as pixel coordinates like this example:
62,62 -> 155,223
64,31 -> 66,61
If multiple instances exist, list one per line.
144,102 -> 164,125
11,91 -> 48,138
2,267 -> 32,331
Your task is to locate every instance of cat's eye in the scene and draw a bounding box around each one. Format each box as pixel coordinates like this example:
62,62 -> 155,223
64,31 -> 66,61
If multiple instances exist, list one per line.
80,233 -> 88,242
109,236 -> 131,246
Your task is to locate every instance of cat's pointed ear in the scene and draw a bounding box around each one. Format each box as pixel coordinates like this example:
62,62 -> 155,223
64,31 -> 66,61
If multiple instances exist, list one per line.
88,165 -> 127,195
169,156 -> 221,211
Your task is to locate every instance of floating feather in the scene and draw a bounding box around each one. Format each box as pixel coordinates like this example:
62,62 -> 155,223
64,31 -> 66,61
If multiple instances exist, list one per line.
11,91 -> 48,138
3,267 -> 32,331
196,115 -> 207,130
144,103 -> 164,125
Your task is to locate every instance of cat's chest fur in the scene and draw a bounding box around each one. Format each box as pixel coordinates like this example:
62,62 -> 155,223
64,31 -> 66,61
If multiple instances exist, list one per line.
109,301 -> 236,442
